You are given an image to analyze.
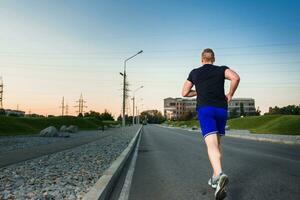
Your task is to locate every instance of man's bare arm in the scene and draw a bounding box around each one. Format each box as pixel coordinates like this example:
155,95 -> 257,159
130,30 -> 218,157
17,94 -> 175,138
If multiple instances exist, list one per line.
182,80 -> 197,97
225,68 -> 240,102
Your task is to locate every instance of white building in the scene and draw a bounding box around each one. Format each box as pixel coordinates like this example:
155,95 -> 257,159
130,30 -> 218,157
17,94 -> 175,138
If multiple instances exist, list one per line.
164,97 -> 256,119
164,97 -> 197,120
228,98 -> 256,116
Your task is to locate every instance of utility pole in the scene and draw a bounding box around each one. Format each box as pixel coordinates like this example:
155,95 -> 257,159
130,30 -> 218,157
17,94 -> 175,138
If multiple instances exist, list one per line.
0,76 -> 3,109
132,86 -> 143,125
132,96 -> 135,125
75,93 -> 87,116
60,96 -> 65,116
136,105 -> 138,124
121,50 -> 143,127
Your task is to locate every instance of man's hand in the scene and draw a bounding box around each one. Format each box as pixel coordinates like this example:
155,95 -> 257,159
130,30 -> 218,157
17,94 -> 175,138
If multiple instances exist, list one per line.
225,68 -> 240,101
225,93 -> 232,103
182,80 -> 197,97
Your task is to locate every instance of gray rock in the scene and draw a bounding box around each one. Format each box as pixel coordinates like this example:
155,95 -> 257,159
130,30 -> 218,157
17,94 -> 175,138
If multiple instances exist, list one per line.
14,175 -> 25,187
68,194 -> 76,200
66,125 -> 79,133
39,126 -> 58,137
191,126 -> 198,130
60,125 -> 68,132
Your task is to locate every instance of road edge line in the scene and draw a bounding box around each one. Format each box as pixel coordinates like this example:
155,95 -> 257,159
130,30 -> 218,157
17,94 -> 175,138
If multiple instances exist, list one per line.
83,125 -> 143,200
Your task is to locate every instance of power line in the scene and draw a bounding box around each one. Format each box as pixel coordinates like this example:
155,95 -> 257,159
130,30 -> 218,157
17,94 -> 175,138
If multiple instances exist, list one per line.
0,42 -> 300,56
1,60 -> 300,71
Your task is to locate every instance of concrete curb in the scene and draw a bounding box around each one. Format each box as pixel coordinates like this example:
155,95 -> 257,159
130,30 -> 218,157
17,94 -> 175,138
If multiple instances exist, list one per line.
83,126 -> 143,200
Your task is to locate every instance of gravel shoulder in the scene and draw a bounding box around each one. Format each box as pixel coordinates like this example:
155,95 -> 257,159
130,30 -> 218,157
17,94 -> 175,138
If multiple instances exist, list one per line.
0,126 -> 140,200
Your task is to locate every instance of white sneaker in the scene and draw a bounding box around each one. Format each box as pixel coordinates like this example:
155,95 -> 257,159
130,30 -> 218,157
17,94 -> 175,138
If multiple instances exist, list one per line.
214,173 -> 229,200
208,177 -> 218,189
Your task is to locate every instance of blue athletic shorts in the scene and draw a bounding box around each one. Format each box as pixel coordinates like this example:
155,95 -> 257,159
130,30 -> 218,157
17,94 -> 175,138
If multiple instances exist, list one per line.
197,106 -> 228,138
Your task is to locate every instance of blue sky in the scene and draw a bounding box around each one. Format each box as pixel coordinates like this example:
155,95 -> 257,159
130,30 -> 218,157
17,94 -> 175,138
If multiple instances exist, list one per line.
0,0 -> 299,116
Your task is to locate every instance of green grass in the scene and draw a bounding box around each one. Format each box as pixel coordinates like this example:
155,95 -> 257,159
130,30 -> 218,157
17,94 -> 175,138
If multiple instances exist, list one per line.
0,116 -> 119,136
227,115 -> 300,135
164,115 -> 300,135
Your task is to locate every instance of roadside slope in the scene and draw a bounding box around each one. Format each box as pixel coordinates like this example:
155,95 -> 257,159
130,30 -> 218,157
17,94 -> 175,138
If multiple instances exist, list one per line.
0,116 -> 118,136
228,115 -> 300,135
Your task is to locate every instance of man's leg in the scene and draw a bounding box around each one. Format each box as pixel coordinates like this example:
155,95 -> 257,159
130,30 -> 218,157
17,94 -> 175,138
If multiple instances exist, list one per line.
204,133 -> 222,177
217,134 -> 222,167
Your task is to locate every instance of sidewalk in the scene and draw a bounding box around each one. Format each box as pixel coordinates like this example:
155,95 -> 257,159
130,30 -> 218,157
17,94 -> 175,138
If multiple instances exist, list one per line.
160,124 -> 300,145
225,129 -> 300,145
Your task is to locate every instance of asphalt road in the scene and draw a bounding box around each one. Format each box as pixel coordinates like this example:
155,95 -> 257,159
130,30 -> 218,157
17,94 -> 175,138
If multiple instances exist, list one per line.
125,125 -> 300,200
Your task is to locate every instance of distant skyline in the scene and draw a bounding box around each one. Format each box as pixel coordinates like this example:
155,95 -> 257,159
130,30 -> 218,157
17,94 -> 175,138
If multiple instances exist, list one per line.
0,0 -> 300,117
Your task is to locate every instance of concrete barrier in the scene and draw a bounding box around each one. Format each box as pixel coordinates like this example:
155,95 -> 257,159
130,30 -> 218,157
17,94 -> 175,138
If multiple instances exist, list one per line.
82,126 -> 143,200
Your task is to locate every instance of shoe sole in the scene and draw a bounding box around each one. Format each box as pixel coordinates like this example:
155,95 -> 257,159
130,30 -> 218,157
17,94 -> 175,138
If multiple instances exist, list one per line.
215,175 -> 229,200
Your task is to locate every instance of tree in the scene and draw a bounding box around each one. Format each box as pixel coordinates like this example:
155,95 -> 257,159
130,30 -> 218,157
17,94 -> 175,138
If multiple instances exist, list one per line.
229,108 -> 238,119
140,110 -> 165,124
84,110 -> 101,118
100,110 -> 114,121
0,109 -> 5,116
84,110 -> 114,121
266,105 -> 300,115
240,103 -> 245,116
255,107 -> 261,116
117,115 -> 122,122
179,110 -> 197,121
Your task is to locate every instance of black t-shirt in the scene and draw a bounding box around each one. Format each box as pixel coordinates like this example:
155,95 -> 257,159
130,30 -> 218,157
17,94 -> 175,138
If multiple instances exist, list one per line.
187,64 -> 229,109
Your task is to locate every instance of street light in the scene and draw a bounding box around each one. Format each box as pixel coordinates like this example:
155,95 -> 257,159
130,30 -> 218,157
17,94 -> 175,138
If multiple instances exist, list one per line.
132,86 -> 144,125
136,98 -> 144,124
121,50 -> 143,127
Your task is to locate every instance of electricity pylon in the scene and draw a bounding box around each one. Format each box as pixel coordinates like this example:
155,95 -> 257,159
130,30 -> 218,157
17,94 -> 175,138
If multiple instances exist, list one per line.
75,93 -> 87,115
59,96 -> 65,116
0,76 -> 3,109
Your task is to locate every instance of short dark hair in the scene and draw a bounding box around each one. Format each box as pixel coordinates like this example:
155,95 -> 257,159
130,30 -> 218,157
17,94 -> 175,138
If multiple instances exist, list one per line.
202,48 -> 215,62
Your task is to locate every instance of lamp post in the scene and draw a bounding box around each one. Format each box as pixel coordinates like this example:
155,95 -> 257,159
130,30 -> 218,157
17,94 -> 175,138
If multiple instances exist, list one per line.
137,99 -> 144,124
132,86 -> 143,125
121,50 -> 143,127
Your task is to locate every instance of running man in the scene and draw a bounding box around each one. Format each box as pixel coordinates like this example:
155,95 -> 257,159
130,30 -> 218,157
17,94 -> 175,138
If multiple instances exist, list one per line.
181,48 -> 240,199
